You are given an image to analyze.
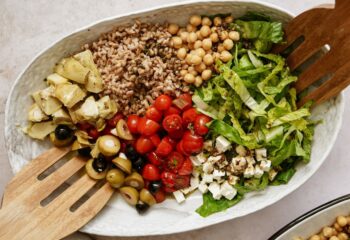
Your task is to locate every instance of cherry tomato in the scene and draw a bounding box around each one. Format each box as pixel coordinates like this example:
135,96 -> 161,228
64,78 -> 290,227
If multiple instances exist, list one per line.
88,128 -> 100,140
107,113 -> 124,128
137,118 -> 160,136
178,93 -> 193,106
127,115 -> 139,134
155,138 -> 173,157
166,151 -> 184,173
164,106 -> 181,116
147,152 -> 164,166
153,189 -> 166,203
135,136 -> 154,154
142,164 -> 161,181
78,122 -> 93,131
182,131 -> 204,154
178,157 -> 193,175
146,106 -> 163,122
194,114 -> 211,136
161,171 -> 176,189
163,136 -> 177,149
149,134 -> 161,147
154,94 -> 172,111
162,114 -> 183,133
168,129 -> 184,139
176,140 -> 191,156
163,186 -> 176,193
182,108 -> 198,128
174,175 -> 190,190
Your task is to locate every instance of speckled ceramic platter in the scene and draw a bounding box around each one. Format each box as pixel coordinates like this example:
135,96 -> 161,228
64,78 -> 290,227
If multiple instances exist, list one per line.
4,0 -> 345,236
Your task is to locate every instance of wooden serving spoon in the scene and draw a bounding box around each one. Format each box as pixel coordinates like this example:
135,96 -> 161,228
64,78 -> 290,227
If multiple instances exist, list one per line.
273,0 -> 350,107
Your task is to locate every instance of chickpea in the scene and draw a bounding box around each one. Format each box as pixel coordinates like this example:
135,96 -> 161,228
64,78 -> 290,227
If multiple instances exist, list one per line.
168,23 -> 179,35
310,235 -> 321,240
194,76 -> 203,87
190,15 -> 202,27
185,54 -> 193,65
195,62 -> 206,73
184,73 -> 195,83
220,50 -> 232,62
188,32 -> 198,43
180,32 -> 189,42
203,54 -> 214,66
195,48 -> 205,58
220,30 -> 229,41
196,30 -> 203,40
201,69 -> 212,80
190,55 -> 202,65
224,15 -> 234,23
180,69 -> 188,76
217,44 -> 225,53
213,52 -> 220,60
210,32 -> 219,43
202,17 -> 212,26
347,216 -> 350,225
211,26 -> 217,32
177,48 -> 187,59
223,39 -> 234,50
323,227 -> 336,238
186,24 -> 196,32
338,233 -> 349,240
202,38 -> 212,51
194,40 -> 202,49
177,28 -> 185,36
200,25 -> 211,38
330,236 -> 340,240
337,216 -> 348,227
213,16 -> 222,26
334,223 -> 343,232
172,36 -> 182,49
229,31 -> 240,41
188,66 -> 198,76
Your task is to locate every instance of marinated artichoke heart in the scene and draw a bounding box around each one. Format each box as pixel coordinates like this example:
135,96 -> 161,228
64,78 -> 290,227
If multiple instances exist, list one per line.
54,57 -> 90,84
52,108 -> 71,124
75,96 -> 99,121
97,96 -> 118,119
55,83 -> 86,108
96,118 -> 106,132
26,121 -> 57,140
32,86 -> 62,115
46,73 -> 68,85
74,50 -> 103,93
74,130 -> 93,146
90,143 -> 100,158
28,103 -> 48,122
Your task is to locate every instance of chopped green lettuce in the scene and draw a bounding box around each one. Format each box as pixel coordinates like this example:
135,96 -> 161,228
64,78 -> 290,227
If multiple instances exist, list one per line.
196,193 -> 243,217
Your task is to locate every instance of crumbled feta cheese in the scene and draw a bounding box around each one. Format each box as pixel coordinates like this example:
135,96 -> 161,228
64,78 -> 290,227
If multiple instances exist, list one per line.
118,152 -> 127,159
190,177 -> 199,189
203,140 -> 214,151
173,190 -> 186,203
190,152 -> 206,166
255,148 -> 267,161
208,155 -> 222,163
202,173 -> 214,183
235,145 -> 247,156
110,128 -> 118,136
246,156 -> 256,165
192,169 -> 200,178
228,175 -> 239,185
260,160 -> 271,172
208,182 -> 222,200
198,182 -> 208,193
217,178 -> 226,184
220,181 -> 237,200
180,187 -> 192,195
213,169 -> 226,180
254,165 -> 264,178
244,165 -> 255,178
215,136 -> 231,153
217,159 -> 229,169
268,169 -> 278,181
203,162 -> 214,174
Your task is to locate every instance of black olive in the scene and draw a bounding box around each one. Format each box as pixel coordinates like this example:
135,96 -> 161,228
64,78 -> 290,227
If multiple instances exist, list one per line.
132,156 -> 146,172
78,147 -> 91,157
125,145 -> 139,161
55,125 -> 73,140
149,180 -> 162,194
92,154 -> 107,173
136,202 -> 149,214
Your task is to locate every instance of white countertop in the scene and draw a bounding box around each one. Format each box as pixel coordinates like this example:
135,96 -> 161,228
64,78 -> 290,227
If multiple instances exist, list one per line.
1,0 -> 349,239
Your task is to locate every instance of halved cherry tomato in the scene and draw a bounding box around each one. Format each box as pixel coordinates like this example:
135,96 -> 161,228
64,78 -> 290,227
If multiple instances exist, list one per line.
88,128 -> 100,140
166,151 -> 184,173
163,136 -> 177,149
162,114 -> 183,133
153,189 -> 166,203
149,134 -> 161,147
178,93 -> 192,106
142,164 -> 161,181
155,138 -> 173,157
147,152 -> 163,166
164,106 -> 181,116
194,114 -> 211,136
182,108 -> 198,128
178,157 -> 193,175
168,129 -> 184,139
127,114 -> 139,134
161,171 -> 176,189
137,118 -> 160,136
154,94 -> 172,111
78,122 -> 93,131
107,113 -> 124,128
182,130 -> 204,154
163,186 -> 176,193
146,106 -> 163,122
135,136 -> 154,154
174,175 -> 190,190
176,140 -> 191,156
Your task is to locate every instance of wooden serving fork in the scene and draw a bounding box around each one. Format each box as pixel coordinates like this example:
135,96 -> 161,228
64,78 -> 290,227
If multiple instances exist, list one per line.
273,0 -> 350,107
0,147 -> 114,240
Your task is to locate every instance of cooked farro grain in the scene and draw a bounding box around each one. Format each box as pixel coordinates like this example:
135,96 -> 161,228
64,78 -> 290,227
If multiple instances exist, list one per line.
83,21 -> 190,116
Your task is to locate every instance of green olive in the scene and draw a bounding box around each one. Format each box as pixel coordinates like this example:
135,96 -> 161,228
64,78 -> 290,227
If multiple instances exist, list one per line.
85,158 -> 107,180
112,157 -> 132,174
124,172 -> 144,190
97,135 -> 120,156
116,119 -> 133,140
140,188 -> 156,206
119,186 -> 139,205
49,132 -> 74,147
106,169 -> 125,188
